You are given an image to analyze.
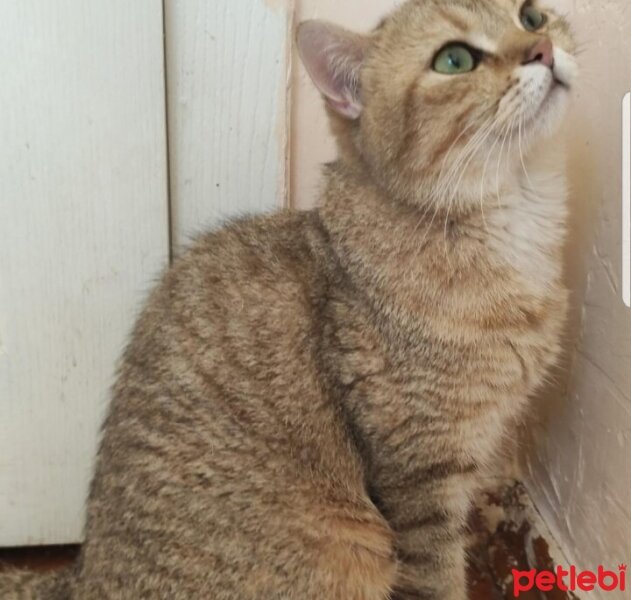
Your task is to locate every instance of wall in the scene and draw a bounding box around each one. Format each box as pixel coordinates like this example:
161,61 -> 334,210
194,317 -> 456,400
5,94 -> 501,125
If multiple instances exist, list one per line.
523,0 -> 631,580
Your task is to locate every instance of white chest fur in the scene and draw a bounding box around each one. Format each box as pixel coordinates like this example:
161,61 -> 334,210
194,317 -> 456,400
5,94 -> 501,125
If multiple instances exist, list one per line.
487,145 -> 568,295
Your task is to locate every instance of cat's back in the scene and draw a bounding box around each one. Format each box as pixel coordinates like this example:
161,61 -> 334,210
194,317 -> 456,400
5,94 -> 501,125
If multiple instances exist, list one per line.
100,208 -> 339,467
75,210 -> 385,599
123,208 -> 329,378
157,209 -> 326,332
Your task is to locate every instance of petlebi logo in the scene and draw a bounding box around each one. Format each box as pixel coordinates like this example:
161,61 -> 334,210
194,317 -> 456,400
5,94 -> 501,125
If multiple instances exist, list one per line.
512,564 -> 627,597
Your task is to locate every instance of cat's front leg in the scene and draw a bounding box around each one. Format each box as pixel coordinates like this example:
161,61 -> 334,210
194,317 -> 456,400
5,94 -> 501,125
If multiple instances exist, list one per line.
392,538 -> 467,600
374,475 -> 473,600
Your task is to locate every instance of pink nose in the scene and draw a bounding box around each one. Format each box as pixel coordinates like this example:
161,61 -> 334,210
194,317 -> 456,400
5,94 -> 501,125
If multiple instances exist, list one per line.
524,38 -> 554,68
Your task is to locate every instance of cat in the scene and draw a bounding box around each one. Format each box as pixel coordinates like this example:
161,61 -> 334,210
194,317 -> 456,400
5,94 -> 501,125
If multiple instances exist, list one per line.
0,0 -> 577,598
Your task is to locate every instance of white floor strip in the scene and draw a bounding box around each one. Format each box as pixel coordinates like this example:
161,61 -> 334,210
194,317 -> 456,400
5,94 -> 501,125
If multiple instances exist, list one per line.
623,92 -> 630,307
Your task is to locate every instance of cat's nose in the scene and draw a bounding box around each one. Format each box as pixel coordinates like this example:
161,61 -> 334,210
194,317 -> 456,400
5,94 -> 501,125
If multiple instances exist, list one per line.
523,38 -> 555,69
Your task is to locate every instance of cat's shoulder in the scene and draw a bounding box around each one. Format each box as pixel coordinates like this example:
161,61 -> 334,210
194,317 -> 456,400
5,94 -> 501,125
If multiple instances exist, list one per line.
150,209 -> 328,324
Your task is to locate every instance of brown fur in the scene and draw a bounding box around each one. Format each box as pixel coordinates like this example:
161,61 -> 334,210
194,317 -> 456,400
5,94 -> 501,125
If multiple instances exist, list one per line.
1,0 -> 576,598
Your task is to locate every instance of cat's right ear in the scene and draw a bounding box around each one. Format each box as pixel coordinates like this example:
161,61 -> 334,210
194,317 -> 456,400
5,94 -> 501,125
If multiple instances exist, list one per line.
297,20 -> 369,120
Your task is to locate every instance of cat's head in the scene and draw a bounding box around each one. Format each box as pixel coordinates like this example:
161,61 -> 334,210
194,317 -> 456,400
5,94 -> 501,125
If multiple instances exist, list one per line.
297,0 -> 577,210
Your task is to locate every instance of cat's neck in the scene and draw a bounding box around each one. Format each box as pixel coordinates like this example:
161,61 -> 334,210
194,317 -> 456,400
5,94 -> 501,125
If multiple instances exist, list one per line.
317,143 -> 567,339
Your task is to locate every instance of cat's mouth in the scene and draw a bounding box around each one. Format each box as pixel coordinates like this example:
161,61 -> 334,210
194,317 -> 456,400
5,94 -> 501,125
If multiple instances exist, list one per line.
546,74 -> 570,102
513,53 -> 576,130
533,70 -> 571,120
552,69 -> 571,90
524,49 -> 576,125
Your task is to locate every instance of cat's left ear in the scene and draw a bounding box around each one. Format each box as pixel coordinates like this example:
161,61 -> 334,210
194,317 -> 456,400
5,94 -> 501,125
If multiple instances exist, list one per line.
297,20 -> 369,120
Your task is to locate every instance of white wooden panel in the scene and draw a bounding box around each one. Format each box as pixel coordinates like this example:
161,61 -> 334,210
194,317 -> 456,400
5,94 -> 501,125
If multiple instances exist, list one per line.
165,0 -> 293,251
0,0 -> 169,545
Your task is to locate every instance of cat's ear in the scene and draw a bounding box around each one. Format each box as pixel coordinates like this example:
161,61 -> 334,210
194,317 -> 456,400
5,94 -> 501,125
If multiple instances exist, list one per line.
297,20 -> 369,120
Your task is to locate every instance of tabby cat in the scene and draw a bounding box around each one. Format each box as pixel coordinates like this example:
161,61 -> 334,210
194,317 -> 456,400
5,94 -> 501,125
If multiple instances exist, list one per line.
1,0 -> 577,598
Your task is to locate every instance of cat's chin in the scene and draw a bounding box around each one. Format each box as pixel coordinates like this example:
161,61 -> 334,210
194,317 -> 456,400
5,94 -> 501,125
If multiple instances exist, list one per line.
525,83 -> 571,142
528,47 -> 577,138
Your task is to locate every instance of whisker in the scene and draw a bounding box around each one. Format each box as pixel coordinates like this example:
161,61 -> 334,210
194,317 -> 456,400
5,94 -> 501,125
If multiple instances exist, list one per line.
443,114 -> 501,211
435,115 -> 502,265
478,125 -> 506,233
518,114 -> 537,195
494,115 -> 516,209
396,116 -> 486,256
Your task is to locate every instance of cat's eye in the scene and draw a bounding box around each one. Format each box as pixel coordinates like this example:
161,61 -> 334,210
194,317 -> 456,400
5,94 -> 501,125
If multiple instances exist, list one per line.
520,3 -> 547,31
433,44 -> 477,75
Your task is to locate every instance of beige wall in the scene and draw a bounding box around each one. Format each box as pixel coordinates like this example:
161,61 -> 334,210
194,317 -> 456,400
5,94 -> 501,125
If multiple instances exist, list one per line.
523,0 -> 631,578
291,0 -> 631,575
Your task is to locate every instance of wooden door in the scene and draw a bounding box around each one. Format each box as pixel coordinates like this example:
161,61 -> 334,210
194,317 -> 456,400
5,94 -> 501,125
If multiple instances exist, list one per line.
165,0 -> 292,252
0,0 -> 291,546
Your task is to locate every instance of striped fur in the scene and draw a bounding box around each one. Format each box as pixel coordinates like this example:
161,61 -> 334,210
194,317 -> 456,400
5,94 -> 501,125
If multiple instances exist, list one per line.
1,0 -> 577,598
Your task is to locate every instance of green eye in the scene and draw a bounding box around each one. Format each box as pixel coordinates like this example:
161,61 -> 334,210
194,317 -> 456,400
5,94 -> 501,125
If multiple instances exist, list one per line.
520,4 -> 547,31
433,44 -> 476,75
